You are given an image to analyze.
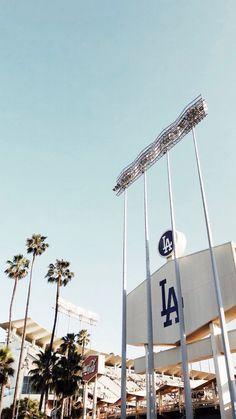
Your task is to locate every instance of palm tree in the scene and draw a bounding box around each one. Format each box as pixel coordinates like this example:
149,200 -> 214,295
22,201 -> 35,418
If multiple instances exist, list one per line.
11,234 -> 49,419
58,334 -> 78,358
52,339 -> 81,419
77,329 -> 90,419
53,355 -> 81,419
40,260 -> 74,412
29,349 -> 58,410
46,260 -> 74,356
5,255 -> 30,347
0,347 -> 14,418
55,333 -> 82,419
77,330 -> 90,360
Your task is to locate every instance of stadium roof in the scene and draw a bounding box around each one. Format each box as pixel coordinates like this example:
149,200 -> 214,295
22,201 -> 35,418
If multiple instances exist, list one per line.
0,319 -> 217,380
0,318 -> 134,368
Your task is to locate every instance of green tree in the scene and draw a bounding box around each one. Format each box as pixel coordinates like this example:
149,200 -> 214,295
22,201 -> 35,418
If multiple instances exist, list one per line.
52,336 -> 81,419
2,398 -> 46,419
58,334 -> 78,358
0,347 -> 14,418
5,255 -> 30,346
12,234 -> 49,419
46,260 -> 74,355
77,329 -> 90,360
40,260 -> 74,412
29,349 -> 58,410
77,329 -> 90,419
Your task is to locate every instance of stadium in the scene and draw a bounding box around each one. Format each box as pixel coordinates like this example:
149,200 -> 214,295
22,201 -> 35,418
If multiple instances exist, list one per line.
1,241 -> 236,418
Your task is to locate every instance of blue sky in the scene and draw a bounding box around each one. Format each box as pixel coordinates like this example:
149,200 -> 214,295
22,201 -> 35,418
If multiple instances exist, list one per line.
0,1 -> 235,358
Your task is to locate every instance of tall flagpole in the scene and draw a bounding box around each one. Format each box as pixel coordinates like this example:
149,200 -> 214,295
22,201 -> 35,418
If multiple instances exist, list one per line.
192,127 -> 236,417
166,150 -> 193,419
143,170 -> 156,419
121,189 -> 127,419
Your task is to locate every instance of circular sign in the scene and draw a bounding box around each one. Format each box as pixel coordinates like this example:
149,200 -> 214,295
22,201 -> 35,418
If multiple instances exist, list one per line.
158,230 -> 174,257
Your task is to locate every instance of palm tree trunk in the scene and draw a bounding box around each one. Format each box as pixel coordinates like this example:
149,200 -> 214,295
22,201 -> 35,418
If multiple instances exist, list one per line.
60,398 -> 65,419
49,279 -> 60,353
69,396 -> 72,418
44,383 -> 49,414
81,340 -> 86,415
11,254 -> 35,419
82,342 -> 85,360
40,279 -> 61,413
1,279 -> 18,418
0,383 -> 4,418
39,390 -> 44,413
7,278 -> 18,347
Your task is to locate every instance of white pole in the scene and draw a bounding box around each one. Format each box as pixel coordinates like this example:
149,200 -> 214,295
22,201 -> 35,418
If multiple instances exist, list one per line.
143,171 -> 156,419
92,376 -> 98,419
166,151 -> 193,419
121,189 -> 127,419
144,343 -> 150,419
192,127 -> 236,417
82,382 -> 88,419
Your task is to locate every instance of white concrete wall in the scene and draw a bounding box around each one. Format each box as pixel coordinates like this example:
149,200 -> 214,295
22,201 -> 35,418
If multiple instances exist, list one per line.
127,242 -> 236,346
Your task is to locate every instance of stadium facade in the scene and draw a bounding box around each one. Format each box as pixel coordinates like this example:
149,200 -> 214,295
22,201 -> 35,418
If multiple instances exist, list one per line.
2,242 -> 236,417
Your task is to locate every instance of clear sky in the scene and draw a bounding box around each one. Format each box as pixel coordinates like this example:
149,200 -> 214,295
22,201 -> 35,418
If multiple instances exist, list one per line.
0,0 -> 236,359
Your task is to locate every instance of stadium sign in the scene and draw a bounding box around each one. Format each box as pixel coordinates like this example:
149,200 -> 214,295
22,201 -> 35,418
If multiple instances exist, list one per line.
160,278 -> 179,328
158,230 -> 174,257
158,230 -> 187,259
82,355 -> 105,382
127,242 -> 236,346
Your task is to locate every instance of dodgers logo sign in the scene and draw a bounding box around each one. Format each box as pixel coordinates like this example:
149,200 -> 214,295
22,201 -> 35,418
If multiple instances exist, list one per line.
82,356 -> 98,382
160,279 -> 179,328
158,230 -> 174,257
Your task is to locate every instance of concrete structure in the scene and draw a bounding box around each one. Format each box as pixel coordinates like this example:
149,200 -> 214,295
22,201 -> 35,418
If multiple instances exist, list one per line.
127,242 -> 236,346
0,319 -> 217,418
3,239 -> 235,418
0,319 -> 136,412
127,241 -> 236,418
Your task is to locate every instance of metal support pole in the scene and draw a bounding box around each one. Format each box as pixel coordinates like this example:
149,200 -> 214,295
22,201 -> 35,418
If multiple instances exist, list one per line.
121,189 -> 127,419
192,127 -> 236,417
143,171 -> 156,419
92,376 -> 98,419
82,382 -> 88,419
166,151 -> 193,419
144,343 -> 150,419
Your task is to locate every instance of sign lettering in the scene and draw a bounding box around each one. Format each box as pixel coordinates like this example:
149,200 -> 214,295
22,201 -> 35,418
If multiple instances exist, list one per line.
160,279 -> 179,327
158,230 -> 174,257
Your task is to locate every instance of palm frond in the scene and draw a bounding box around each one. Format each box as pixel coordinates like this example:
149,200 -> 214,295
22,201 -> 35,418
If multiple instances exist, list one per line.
5,254 -> 30,280
45,259 -> 74,287
26,234 -> 49,256
0,347 -> 15,384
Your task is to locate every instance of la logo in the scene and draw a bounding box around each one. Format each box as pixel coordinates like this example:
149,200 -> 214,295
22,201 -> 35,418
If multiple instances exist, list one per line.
158,230 -> 174,258
159,279 -> 179,328
162,235 -> 173,254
